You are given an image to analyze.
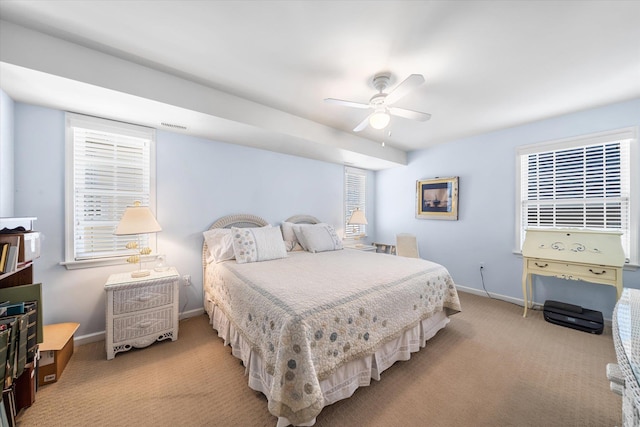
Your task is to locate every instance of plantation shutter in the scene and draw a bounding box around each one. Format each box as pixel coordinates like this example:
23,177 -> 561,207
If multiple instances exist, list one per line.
344,167 -> 367,238
69,114 -> 154,261
520,137 -> 632,261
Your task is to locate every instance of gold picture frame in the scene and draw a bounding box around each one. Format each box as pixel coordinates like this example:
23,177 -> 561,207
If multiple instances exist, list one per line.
416,176 -> 459,220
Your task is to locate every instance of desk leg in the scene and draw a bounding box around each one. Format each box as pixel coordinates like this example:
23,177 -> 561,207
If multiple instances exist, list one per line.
527,274 -> 533,311
522,269 -> 529,318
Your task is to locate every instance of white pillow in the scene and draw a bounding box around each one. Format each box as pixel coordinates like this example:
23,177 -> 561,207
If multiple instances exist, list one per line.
291,223 -> 318,251
281,222 -> 303,251
298,224 -> 343,253
231,226 -> 287,263
202,228 -> 235,263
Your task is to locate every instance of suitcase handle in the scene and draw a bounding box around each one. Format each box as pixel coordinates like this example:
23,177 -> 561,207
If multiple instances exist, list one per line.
534,262 -> 548,268
589,269 -> 606,275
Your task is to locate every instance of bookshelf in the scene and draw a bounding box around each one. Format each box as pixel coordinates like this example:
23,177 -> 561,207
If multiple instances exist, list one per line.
0,217 -> 38,289
0,265 -> 34,289
0,217 -> 40,424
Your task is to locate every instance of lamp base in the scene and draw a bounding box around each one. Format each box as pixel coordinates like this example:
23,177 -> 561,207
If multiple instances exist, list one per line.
131,270 -> 151,278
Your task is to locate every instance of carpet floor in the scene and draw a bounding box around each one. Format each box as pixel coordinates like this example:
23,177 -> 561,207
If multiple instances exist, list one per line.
16,291 -> 621,426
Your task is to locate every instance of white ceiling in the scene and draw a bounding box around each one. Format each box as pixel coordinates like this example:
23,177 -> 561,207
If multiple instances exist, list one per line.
1,1 -> 639,169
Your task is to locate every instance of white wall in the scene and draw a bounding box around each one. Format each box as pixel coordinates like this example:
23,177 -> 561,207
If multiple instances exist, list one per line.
0,89 -> 14,216
12,102 -> 375,339
375,98 -> 640,319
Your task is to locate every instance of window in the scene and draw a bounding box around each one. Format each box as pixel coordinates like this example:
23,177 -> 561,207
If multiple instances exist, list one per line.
64,113 -> 156,268
344,167 -> 367,239
515,127 -> 638,265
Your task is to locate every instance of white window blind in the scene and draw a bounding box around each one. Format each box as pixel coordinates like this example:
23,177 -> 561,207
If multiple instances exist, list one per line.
344,167 -> 367,238
517,128 -> 637,264
65,113 -> 155,265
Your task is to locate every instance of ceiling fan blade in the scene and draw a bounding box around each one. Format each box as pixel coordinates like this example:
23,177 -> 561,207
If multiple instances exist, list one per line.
384,74 -> 425,105
389,107 -> 431,122
353,114 -> 372,132
324,98 -> 370,109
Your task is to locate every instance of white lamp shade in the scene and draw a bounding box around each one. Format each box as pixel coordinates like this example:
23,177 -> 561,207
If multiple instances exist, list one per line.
348,208 -> 368,225
114,204 -> 162,235
369,111 -> 390,130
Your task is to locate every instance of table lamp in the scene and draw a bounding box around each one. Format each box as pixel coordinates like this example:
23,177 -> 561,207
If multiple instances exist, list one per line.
114,201 -> 162,277
348,208 -> 368,242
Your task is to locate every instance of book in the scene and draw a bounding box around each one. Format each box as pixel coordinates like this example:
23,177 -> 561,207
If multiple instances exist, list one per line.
3,246 -> 18,274
0,235 -> 19,274
1,303 -> 25,316
0,243 -> 8,272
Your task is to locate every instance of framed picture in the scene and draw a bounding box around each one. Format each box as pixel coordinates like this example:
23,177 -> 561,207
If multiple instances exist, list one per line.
416,176 -> 459,220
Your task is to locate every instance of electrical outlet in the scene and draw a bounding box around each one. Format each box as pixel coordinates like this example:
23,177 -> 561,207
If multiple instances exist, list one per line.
480,262 -> 485,269
183,275 -> 191,287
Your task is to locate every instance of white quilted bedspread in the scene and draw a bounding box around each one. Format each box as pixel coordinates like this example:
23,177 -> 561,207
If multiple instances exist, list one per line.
207,249 -> 461,424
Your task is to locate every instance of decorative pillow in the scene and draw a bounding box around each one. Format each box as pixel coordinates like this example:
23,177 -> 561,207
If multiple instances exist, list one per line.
298,224 -> 343,253
202,228 -> 235,263
231,226 -> 287,263
281,222 -> 303,251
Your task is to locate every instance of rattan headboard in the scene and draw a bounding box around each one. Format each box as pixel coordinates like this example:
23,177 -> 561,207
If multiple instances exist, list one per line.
202,214 -> 269,273
208,214 -> 269,230
202,214 -> 320,271
284,215 -> 321,224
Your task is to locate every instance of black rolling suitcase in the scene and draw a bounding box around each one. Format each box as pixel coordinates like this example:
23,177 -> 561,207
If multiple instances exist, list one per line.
543,300 -> 604,334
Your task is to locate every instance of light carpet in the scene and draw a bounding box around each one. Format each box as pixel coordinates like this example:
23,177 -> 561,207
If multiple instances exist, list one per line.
16,291 -> 621,426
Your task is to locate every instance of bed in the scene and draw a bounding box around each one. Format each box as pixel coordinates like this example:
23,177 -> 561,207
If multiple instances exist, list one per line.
202,214 -> 461,426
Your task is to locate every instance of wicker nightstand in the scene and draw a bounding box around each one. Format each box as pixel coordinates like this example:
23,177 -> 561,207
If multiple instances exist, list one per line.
104,267 -> 180,360
343,243 -> 376,252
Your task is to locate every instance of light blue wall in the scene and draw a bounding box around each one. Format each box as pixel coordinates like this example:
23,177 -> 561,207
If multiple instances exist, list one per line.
10,97 -> 638,336
375,98 -> 640,320
12,102 -> 374,338
0,89 -> 14,216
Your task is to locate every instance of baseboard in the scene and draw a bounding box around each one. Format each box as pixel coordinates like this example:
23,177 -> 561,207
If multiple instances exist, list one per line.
455,284 -> 535,308
179,307 -> 204,320
75,331 -> 105,346
75,287 -> 613,345
74,307 -> 206,346
455,284 -> 612,325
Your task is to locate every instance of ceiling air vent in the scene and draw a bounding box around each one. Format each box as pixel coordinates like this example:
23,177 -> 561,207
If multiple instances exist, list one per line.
160,122 -> 187,130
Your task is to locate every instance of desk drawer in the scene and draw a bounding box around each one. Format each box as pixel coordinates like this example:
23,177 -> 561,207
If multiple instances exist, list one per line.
527,259 -> 617,281
113,282 -> 174,315
113,307 -> 173,342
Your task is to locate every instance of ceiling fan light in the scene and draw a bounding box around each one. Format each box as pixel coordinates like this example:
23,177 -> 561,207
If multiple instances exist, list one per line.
369,111 -> 390,130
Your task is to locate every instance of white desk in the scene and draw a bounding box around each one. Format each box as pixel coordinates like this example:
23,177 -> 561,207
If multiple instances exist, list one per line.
521,228 -> 625,317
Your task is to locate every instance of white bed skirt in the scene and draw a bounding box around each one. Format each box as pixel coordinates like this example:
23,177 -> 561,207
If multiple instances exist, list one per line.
205,294 -> 449,426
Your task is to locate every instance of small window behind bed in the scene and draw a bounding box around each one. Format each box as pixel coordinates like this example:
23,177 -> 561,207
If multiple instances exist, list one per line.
344,166 -> 367,239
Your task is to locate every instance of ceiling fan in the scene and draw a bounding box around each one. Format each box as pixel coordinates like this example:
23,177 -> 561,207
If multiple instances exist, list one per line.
324,73 -> 431,132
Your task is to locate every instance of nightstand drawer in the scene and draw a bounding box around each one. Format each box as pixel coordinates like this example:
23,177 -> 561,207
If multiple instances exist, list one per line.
113,307 -> 173,342
113,282 -> 174,315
